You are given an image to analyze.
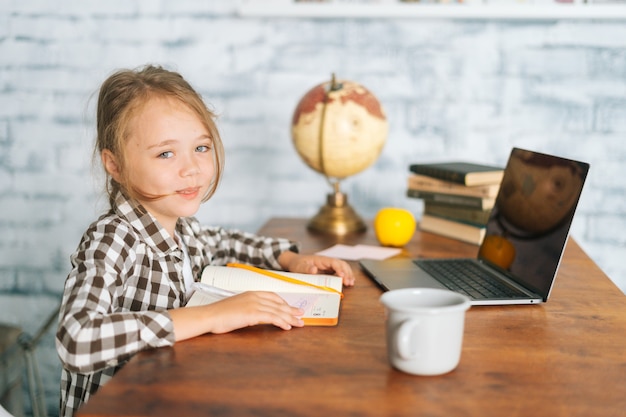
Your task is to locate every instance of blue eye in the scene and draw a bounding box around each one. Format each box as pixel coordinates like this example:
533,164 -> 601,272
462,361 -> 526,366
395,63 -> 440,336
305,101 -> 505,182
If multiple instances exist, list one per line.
196,145 -> 211,153
158,151 -> 174,159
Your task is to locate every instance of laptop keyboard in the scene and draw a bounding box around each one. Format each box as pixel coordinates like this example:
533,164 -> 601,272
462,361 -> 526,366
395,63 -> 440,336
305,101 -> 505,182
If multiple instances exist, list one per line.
414,259 -> 528,299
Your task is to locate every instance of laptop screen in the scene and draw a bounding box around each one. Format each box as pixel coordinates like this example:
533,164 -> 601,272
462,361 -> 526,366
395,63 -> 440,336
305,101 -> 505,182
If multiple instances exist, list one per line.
478,148 -> 589,299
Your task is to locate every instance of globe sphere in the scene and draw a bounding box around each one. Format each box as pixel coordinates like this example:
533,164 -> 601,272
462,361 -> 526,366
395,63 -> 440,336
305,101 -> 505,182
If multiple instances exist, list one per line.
291,79 -> 388,180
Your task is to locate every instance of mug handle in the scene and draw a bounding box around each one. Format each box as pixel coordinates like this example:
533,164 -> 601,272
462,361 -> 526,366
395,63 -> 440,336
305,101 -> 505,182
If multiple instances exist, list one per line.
397,319 -> 421,360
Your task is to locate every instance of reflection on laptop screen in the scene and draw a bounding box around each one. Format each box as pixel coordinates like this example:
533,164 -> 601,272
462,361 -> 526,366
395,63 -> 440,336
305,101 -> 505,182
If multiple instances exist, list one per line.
478,148 -> 590,298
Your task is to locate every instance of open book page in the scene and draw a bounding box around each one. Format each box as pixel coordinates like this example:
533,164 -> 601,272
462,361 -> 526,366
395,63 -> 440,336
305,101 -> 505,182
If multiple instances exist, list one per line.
186,290 -> 226,307
200,266 -> 342,294
187,266 -> 343,326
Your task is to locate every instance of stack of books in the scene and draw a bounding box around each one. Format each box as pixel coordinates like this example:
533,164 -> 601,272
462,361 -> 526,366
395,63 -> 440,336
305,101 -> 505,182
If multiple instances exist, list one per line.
406,161 -> 504,245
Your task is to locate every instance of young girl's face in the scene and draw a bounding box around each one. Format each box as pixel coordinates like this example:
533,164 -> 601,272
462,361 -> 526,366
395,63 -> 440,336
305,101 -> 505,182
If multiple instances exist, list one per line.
117,96 -> 215,233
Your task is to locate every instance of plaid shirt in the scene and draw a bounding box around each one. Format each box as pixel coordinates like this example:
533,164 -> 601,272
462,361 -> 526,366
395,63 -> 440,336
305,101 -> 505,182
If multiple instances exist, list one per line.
56,192 -> 298,416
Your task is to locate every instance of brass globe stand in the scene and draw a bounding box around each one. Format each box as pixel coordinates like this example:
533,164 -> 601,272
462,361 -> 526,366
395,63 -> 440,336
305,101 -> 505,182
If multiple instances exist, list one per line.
307,181 -> 367,235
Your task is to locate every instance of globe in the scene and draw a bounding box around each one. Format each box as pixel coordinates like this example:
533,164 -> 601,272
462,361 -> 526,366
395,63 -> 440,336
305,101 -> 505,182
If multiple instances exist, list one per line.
291,78 -> 388,180
291,75 -> 388,234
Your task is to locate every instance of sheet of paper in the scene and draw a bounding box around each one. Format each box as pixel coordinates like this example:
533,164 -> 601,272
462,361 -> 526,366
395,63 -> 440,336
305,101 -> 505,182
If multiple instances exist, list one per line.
315,244 -> 401,261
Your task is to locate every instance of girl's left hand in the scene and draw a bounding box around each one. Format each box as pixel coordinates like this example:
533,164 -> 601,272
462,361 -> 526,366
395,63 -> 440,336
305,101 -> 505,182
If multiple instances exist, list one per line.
278,252 -> 356,286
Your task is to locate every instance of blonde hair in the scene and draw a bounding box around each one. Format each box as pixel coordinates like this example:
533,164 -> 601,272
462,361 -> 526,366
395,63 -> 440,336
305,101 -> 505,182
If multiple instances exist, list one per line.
95,64 -> 224,208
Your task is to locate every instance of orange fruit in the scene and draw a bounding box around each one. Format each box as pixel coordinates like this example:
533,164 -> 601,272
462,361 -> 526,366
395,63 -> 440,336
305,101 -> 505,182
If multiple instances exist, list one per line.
374,207 -> 416,247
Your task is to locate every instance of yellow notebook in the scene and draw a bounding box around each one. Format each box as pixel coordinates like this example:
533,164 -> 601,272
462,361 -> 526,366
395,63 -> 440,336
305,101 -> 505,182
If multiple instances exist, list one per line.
186,264 -> 344,326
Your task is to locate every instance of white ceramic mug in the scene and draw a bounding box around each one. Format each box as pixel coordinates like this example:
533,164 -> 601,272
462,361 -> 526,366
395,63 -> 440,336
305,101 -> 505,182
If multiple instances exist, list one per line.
380,288 -> 471,376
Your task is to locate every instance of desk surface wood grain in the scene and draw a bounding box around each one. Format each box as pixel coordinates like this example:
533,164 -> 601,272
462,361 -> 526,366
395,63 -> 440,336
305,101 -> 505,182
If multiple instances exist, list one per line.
77,218 -> 626,417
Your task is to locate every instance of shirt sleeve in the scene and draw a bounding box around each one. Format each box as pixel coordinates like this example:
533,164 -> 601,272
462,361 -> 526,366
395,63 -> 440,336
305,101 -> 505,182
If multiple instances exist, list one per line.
186,219 -> 300,271
56,219 -> 176,374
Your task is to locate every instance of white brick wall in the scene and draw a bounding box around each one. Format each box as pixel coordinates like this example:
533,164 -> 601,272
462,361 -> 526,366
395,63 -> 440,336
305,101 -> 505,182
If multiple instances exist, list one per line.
1,2 -> 625,416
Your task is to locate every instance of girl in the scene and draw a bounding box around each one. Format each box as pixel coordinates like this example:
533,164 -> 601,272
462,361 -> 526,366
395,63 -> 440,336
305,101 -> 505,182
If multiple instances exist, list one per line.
56,65 -> 355,417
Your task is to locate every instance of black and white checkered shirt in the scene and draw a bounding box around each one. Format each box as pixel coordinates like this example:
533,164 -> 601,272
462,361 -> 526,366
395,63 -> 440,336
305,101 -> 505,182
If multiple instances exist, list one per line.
56,192 -> 298,416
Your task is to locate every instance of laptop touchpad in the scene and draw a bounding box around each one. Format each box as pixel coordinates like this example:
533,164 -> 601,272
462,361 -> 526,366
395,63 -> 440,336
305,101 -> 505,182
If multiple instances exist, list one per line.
360,259 -> 445,291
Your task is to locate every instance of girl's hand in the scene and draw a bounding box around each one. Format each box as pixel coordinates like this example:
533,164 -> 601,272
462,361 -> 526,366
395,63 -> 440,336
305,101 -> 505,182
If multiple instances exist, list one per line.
170,291 -> 304,341
277,251 -> 356,287
204,291 -> 304,334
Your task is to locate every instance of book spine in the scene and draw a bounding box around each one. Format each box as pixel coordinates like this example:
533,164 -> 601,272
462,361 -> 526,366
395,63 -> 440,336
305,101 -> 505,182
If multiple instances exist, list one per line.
409,165 -> 466,184
424,202 -> 491,225
406,189 -> 494,210
407,175 -> 499,198
419,215 -> 486,245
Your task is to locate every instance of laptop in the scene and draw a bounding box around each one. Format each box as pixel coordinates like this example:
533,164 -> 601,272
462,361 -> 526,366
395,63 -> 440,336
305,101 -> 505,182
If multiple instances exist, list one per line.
360,148 -> 590,305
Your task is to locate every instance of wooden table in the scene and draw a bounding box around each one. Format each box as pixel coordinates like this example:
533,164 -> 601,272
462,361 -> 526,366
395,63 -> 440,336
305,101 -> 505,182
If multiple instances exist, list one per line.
78,218 -> 626,417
